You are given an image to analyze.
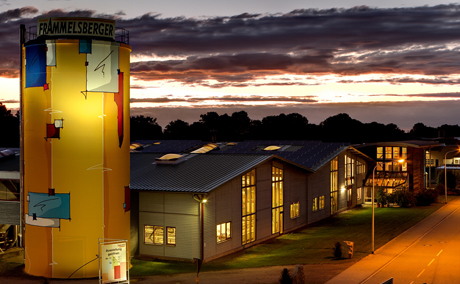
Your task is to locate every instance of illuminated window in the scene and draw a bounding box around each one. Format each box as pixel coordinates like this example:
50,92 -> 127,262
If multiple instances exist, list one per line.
290,202 -> 299,218
312,197 -> 318,211
401,147 -> 407,159
357,188 -> 362,200
242,169 -> 256,245
331,157 -> 338,214
319,196 -> 325,210
385,147 -> 392,159
144,225 -> 163,245
217,222 -> 231,243
345,155 -> 354,185
356,160 -> 366,174
272,166 -> 284,234
167,227 -> 176,245
393,147 -> 400,159
377,147 -> 383,159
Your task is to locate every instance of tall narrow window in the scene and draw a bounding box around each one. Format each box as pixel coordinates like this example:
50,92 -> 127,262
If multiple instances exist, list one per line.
319,196 -> 325,210
167,227 -> 176,245
385,147 -> 392,159
345,155 -> 354,185
377,147 -> 383,159
242,169 -> 256,245
312,197 -> 318,211
331,157 -> 338,214
290,202 -> 299,219
401,147 -> 407,159
272,165 -> 284,234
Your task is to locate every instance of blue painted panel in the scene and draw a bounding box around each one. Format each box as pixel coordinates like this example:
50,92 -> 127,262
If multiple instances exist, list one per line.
28,192 -> 70,220
25,44 -> 47,88
79,39 -> 92,53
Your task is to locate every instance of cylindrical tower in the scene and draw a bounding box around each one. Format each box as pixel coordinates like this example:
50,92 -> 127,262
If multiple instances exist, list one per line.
21,18 -> 131,278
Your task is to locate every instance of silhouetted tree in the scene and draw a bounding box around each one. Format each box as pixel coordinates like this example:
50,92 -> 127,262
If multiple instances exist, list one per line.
259,113 -> 310,140
409,123 -> 437,139
164,119 -> 191,139
0,103 -> 19,147
130,115 -> 162,141
320,113 -> 363,143
437,124 -> 460,138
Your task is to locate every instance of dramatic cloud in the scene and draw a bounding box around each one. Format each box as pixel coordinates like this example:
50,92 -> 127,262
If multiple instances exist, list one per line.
4,4 -> 460,86
130,95 -> 317,104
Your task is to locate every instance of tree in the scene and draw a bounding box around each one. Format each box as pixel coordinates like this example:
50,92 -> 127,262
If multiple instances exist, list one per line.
0,103 -> 19,147
164,119 -> 191,139
320,113 -> 363,143
130,115 -> 162,141
437,171 -> 457,190
409,123 -> 437,139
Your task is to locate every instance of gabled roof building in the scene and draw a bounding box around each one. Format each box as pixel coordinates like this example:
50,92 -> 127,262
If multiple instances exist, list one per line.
129,140 -> 372,261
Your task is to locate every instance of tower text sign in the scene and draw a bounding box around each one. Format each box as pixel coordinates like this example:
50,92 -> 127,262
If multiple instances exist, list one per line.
37,18 -> 115,39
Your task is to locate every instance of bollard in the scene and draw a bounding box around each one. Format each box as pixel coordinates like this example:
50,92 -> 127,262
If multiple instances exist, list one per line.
343,241 -> 354,259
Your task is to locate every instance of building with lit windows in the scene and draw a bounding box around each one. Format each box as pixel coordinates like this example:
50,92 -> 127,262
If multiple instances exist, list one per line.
356,141 -> 442,202
129,140 -> 372,261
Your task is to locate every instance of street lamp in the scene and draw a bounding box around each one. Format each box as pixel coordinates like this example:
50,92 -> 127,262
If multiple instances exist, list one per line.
192,194 -> 207,283
372,159 -> 404,254
444,149 -> 460,204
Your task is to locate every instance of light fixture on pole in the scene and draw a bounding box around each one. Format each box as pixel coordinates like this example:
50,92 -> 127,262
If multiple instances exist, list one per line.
372,159 -> 405,254
192,194 -> 207,283
444,149 -> 459,204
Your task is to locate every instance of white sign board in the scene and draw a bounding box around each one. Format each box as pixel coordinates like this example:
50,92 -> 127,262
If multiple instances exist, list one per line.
99,239 -> 129,284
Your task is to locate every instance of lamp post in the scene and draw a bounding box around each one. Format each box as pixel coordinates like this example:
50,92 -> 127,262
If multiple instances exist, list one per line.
193,194 -> 207,283
372,159 -> 404,254
444,149 -> 459,204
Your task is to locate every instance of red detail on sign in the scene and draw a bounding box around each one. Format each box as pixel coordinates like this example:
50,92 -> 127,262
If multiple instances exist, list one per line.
46,124 -> 60,139
114,72 -> 124,148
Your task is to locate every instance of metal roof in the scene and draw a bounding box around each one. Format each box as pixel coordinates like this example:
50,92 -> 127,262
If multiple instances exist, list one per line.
130,153 -> 274,193
358,140 -> 443,149
211,140 -> 349,171
132,140 -> 204,153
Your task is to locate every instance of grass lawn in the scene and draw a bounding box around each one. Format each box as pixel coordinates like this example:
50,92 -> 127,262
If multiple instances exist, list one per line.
130,200 -> 447,276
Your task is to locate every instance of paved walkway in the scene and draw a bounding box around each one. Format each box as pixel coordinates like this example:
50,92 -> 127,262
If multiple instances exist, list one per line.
326,198 -> 460,284
2,199 -> 456,284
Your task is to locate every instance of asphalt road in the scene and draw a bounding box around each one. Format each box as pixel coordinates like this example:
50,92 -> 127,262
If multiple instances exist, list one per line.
328,197 -> 460,284
364,198 -> 460,284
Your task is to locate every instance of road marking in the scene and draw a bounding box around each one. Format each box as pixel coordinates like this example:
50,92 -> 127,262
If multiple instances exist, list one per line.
428,259 -> 435,266
360,205 -> 460,284
437,250 -> 443,256
417,269 -> 425,278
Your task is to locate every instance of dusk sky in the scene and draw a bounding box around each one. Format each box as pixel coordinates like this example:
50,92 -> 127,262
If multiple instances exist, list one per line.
1,0 -> 459,130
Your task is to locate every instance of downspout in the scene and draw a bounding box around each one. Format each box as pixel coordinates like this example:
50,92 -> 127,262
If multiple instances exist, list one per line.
19,24 -> 25,250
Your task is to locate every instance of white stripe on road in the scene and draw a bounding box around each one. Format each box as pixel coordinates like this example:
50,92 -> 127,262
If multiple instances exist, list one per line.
417,269 -> 425,278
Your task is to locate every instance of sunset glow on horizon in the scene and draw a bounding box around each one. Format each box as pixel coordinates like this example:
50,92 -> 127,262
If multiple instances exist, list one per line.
1,1 -> 460,130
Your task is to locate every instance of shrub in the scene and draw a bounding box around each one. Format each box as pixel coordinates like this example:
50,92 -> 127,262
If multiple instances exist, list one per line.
392,189 -> 416,207
376,187 -> 387,207
416,188 -> 438,206
437,171 -> 456,190
333,241 -> 342,259
279,268 -> 293,284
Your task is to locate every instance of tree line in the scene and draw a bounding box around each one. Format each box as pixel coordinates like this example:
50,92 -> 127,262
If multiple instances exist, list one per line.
130,111 -> 460,144
1,104 -> 459,147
